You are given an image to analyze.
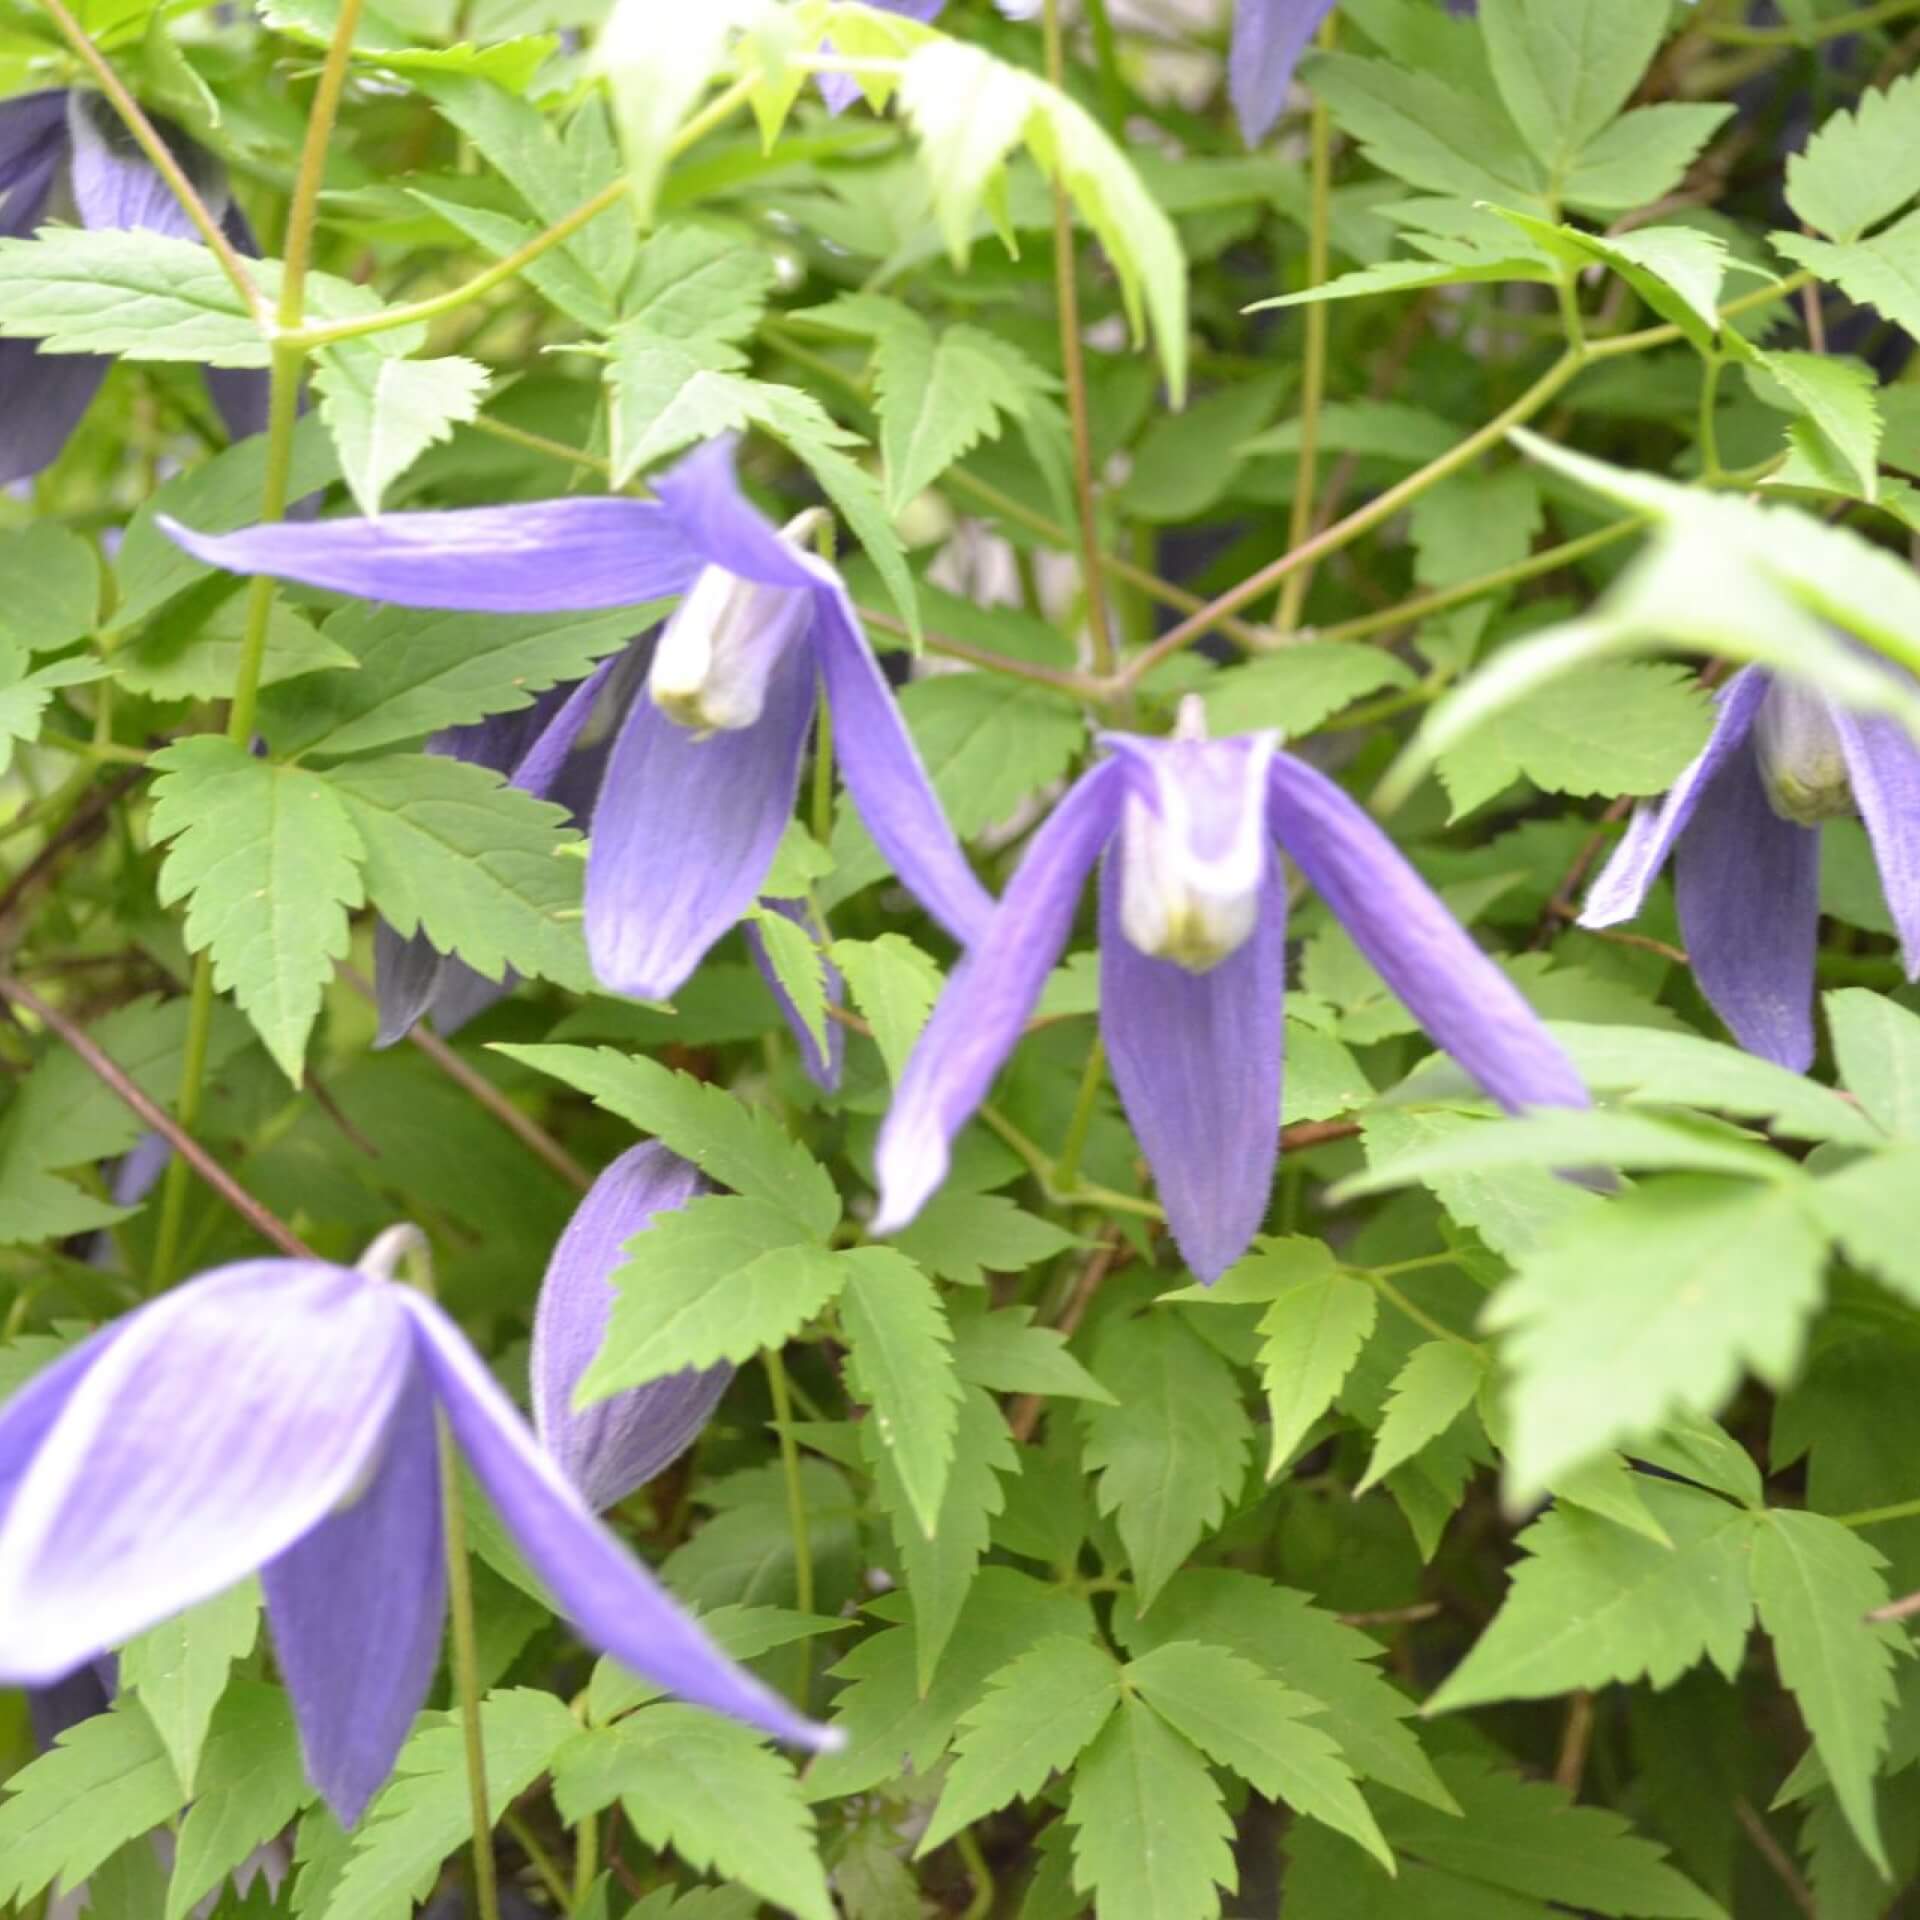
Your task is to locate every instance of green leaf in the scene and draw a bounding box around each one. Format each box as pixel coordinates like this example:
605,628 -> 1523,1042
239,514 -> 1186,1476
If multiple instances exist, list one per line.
866,1383 -> 1018,1692
1743,346 -> 1882,501
552,1706 -> 833,1920
1825,986 -> 1920,1137
260,605 -> 647,761
604,331 -> 754,483
0,645 -> 107,776
117,590 -> 354,703
1775,214 -> 1920,345
498,1045 -> 841,1236
919,1637 -> 1121,1854
890,1189 -> 1078,1288
950,1301 -> 1113,1401
0,1700 -> 183,1908
1067,1697 -> 1237,1920
805,1568 -> 1096,1801
1081,1312 -> 1254,1607
1286,1753 -> 1728,1918
1199,1236 -> 1377,1475
1435,661 -> 1714,819
1786,69 -> 1920,241
1127,1641 -> 1393,1870
627,219 -> 777,344
587,1605 -> 845,1724
312,347 -> 490,514
828,933 -> 941,1084
1357,1340 -> 1487,1495
897,38 -> 1187,398
261,0 -> 557,89
148,736 -> 366,1081
1428,1480 -> 1755,1713
1562,104 -> 1736,215
166,1682 -> 313,1920
1113,1568 -> 1456,1814
329,751 -> 590,993
1479,0 -> 1671,178
1200,644 -> 1414,740
1811,1144 -> 1920,1304
578,1195 -> 846,1398
747,905 -> 830,1060
1249,254 -> 1552,311
839,1246 -> 961,1536
1750,1509 -> 1903,1872
1485,1177 -> 1829,1497
325,1690 -> 576,1920
119,1579 -> 261,1795
0,525 -> 101,652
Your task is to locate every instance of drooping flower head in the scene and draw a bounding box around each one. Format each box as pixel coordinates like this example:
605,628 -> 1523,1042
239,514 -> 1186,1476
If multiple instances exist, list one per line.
875,699 -> 1589,1281
532,1142 -> 733,1511
0,1236 -> 833,1826
0,90 -> 266,483
1582,666 -> 1920,1070
163,437 -> 992,1005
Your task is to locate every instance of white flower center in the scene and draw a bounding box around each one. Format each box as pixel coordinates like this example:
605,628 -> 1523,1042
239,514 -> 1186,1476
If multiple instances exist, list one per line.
1755,681 -> 1854,826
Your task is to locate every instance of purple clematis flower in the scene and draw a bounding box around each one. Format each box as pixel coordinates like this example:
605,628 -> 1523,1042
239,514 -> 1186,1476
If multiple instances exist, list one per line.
0,1239 -> 833,1825
874,699 -> 1590,1281
162,437 -> 992,1002
0,90 -> 266,483
1582,667 -> 1920,1071
533,1142 -> 733,1511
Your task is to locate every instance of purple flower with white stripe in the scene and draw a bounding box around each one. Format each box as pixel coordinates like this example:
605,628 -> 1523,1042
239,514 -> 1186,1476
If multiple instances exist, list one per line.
162,437 -> 992,1003
0,90 -> 266,484
533,1142 -> 732,1511
0,1236 -> 833,1825
874,699 -> 1589,1281
1582,667 -> 1920,1070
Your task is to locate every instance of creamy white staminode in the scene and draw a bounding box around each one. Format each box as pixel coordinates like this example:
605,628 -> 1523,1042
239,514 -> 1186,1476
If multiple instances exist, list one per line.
648,509 -> 827,735
1116,697 -> 1276,973
1755,680 -> 1854,826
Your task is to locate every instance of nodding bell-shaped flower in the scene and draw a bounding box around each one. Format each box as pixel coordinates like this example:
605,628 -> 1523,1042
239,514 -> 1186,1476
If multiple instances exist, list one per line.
0,1230 -> 834,1827
1,90 -> 267,483
1583,666 -> 1920,1070
161,436 -> 993,1003
533,1143 -> 732,1512
874,698 -> 1589,1283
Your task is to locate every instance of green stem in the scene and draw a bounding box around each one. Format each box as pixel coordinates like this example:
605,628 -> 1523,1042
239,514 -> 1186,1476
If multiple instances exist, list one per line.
1704,0 -> 1920,43
1833,1497 -> 1920,1530
1275,12 -> 1336,636
978,1103 -> 1166,1222
503,1810 -> 571,1911
1697,354 -> 1726,483
1042,0 -> 1117,679
443,1413 -> 503,1920
1082,0 -> 1126,124
763,1349 -> 816,1618
278,0 -> 365,329
38,0 -> 267,318
956,1828 -> 996,1920
572,1812 -> 600,1910
1053,1035 -> 1106,1193
810,695 -> 835,847
1354,1268 -> 1481,1351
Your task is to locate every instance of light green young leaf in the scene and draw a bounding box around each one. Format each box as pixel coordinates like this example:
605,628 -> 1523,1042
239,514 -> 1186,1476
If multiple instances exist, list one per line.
1113,1568 -> 1456,1814
1358,1341 -> 1487,1495
259,0 -> 556,89
1486,1176 -> 1829,1497
578,1196 -> 845,1398
897,39 -> 1186,398
552,1706 -> 833,1920
890,1190 -> 1078,1288
1201,644 -> 1414,740
1743,346 -> 1881,502
1824,987 -> 1920,1137
1775,214 -> 1920,345
1429,1480 -> 1756,1713
840,1246 -> 961,1537
120,1579 -> 261,1795
919,1637 -> 1121,1854
748,906 -> 830,1061
1479,0 -> 1671,179
0,525 -> 100,652
1068,1697 -> 1238,1920
627,220 -> 777,343
326,1690 -> 578,1920
1127,1641 -> 1393,1871
0,1701 -> 183,1909
828,933 -> 941,1083
0,646 -> 108,776
1785,68 -> 1920,241
329,752 -> 589,992
1751,1510 -> 1904,1873
498,1045 -> 841,1236
148,736 -> 366,1081
1246,253 -> 1553,310
1562,103 -> 1736,215
312,347 -> 490,515
166,1682 -> 313,1920
1081,1313 -> 1254,1607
